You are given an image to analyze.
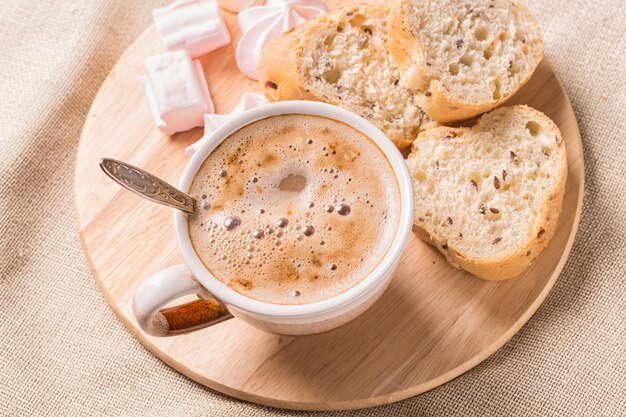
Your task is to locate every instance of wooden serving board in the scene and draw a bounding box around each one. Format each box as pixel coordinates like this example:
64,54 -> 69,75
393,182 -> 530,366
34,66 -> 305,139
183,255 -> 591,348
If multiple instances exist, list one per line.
75,0 -> 584,411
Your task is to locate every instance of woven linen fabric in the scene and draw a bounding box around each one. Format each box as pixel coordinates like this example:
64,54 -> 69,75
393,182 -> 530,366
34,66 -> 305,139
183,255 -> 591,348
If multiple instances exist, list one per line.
0,0 -> 624,415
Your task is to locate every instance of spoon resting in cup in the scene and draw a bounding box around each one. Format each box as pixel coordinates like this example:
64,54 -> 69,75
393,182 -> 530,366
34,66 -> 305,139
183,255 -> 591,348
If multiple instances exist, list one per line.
99,158 -> 197,214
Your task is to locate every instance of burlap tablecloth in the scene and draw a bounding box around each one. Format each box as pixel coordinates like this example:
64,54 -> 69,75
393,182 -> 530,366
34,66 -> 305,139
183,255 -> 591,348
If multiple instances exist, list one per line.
1,0 -> 624,415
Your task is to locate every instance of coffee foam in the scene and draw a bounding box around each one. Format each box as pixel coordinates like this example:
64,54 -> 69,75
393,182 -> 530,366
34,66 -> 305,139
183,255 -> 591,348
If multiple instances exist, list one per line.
188,114 -> 400,305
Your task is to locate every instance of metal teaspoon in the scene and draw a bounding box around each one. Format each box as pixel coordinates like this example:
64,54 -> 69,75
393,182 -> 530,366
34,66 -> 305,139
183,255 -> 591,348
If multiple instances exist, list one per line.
99,158 -> 197,215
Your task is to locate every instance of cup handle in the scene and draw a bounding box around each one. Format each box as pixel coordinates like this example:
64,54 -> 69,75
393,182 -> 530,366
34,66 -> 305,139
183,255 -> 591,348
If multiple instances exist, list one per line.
133,265 -> 233,336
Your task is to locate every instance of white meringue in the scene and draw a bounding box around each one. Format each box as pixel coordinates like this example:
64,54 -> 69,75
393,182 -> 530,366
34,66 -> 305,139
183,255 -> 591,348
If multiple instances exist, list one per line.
218,0 -> 265,13
142,51 -> 214,135
153,0 -> 231,58
236,0 -> 328,79
186,93 -> 268,155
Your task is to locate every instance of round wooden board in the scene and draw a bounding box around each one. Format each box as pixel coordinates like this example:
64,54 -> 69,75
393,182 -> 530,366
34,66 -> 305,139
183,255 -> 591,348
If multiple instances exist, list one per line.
75,0 -> 584,411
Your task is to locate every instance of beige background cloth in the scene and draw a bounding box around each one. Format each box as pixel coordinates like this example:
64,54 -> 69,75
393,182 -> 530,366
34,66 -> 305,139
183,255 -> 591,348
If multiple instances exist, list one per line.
0,0 -> 624,415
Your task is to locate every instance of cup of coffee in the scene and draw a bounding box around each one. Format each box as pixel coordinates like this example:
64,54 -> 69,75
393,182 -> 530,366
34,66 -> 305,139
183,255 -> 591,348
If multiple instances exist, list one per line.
133,101 -> 414,336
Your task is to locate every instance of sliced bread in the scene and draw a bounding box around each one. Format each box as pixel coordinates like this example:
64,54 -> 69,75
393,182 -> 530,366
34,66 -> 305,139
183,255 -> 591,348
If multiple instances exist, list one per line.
406,105 -> 567,280
257,5 -> 432,149
387,0 -> 543,123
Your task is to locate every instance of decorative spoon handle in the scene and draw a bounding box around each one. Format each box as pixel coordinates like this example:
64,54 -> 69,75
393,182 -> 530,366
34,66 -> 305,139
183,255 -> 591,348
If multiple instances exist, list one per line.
99,158 -> 197,215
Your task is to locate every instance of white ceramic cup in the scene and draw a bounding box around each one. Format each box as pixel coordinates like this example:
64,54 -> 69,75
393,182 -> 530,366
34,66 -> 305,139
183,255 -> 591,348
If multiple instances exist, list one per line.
133,101 -> 414,336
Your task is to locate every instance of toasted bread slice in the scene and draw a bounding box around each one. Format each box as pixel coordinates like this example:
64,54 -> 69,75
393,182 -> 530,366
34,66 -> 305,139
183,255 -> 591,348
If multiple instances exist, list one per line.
406,105 -> 567,280
387,0 -> 543,123
257,5 -> 432,148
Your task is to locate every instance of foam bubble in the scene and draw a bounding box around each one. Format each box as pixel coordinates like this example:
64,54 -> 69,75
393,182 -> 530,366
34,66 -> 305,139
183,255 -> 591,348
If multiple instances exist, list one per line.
337,204 -> 351,216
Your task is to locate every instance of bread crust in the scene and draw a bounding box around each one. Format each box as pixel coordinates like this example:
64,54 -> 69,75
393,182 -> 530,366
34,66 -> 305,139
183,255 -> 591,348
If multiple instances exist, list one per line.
387,0 -> 544,124
257,25 -> 314,103
410,106 -> 567,280
257,5 -> 420,148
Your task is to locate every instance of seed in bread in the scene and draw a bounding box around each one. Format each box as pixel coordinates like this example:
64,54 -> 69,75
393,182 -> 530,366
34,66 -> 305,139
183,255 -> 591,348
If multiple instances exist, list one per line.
407,105 -> 567,280
257,5 -> 432,149
387,0 -> 543,123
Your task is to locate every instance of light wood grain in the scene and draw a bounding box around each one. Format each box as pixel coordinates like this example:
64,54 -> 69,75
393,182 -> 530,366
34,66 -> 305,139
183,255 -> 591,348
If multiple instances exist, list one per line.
74,1 -> 584,411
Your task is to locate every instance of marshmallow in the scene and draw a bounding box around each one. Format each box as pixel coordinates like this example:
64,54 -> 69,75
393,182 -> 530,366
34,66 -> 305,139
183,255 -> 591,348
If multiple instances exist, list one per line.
218,0 -> 265,13
141,51 -> 214,135
153,0 -> 231,58
186,93 -> 268,154
236,0 -> 328,79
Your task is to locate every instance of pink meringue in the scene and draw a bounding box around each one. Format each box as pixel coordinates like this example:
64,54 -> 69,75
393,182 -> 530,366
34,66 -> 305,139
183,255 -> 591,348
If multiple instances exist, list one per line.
186,93 -> 269,154
236,0 -> 328,79
153,0 -> 231,58
141,51 -> 214,135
